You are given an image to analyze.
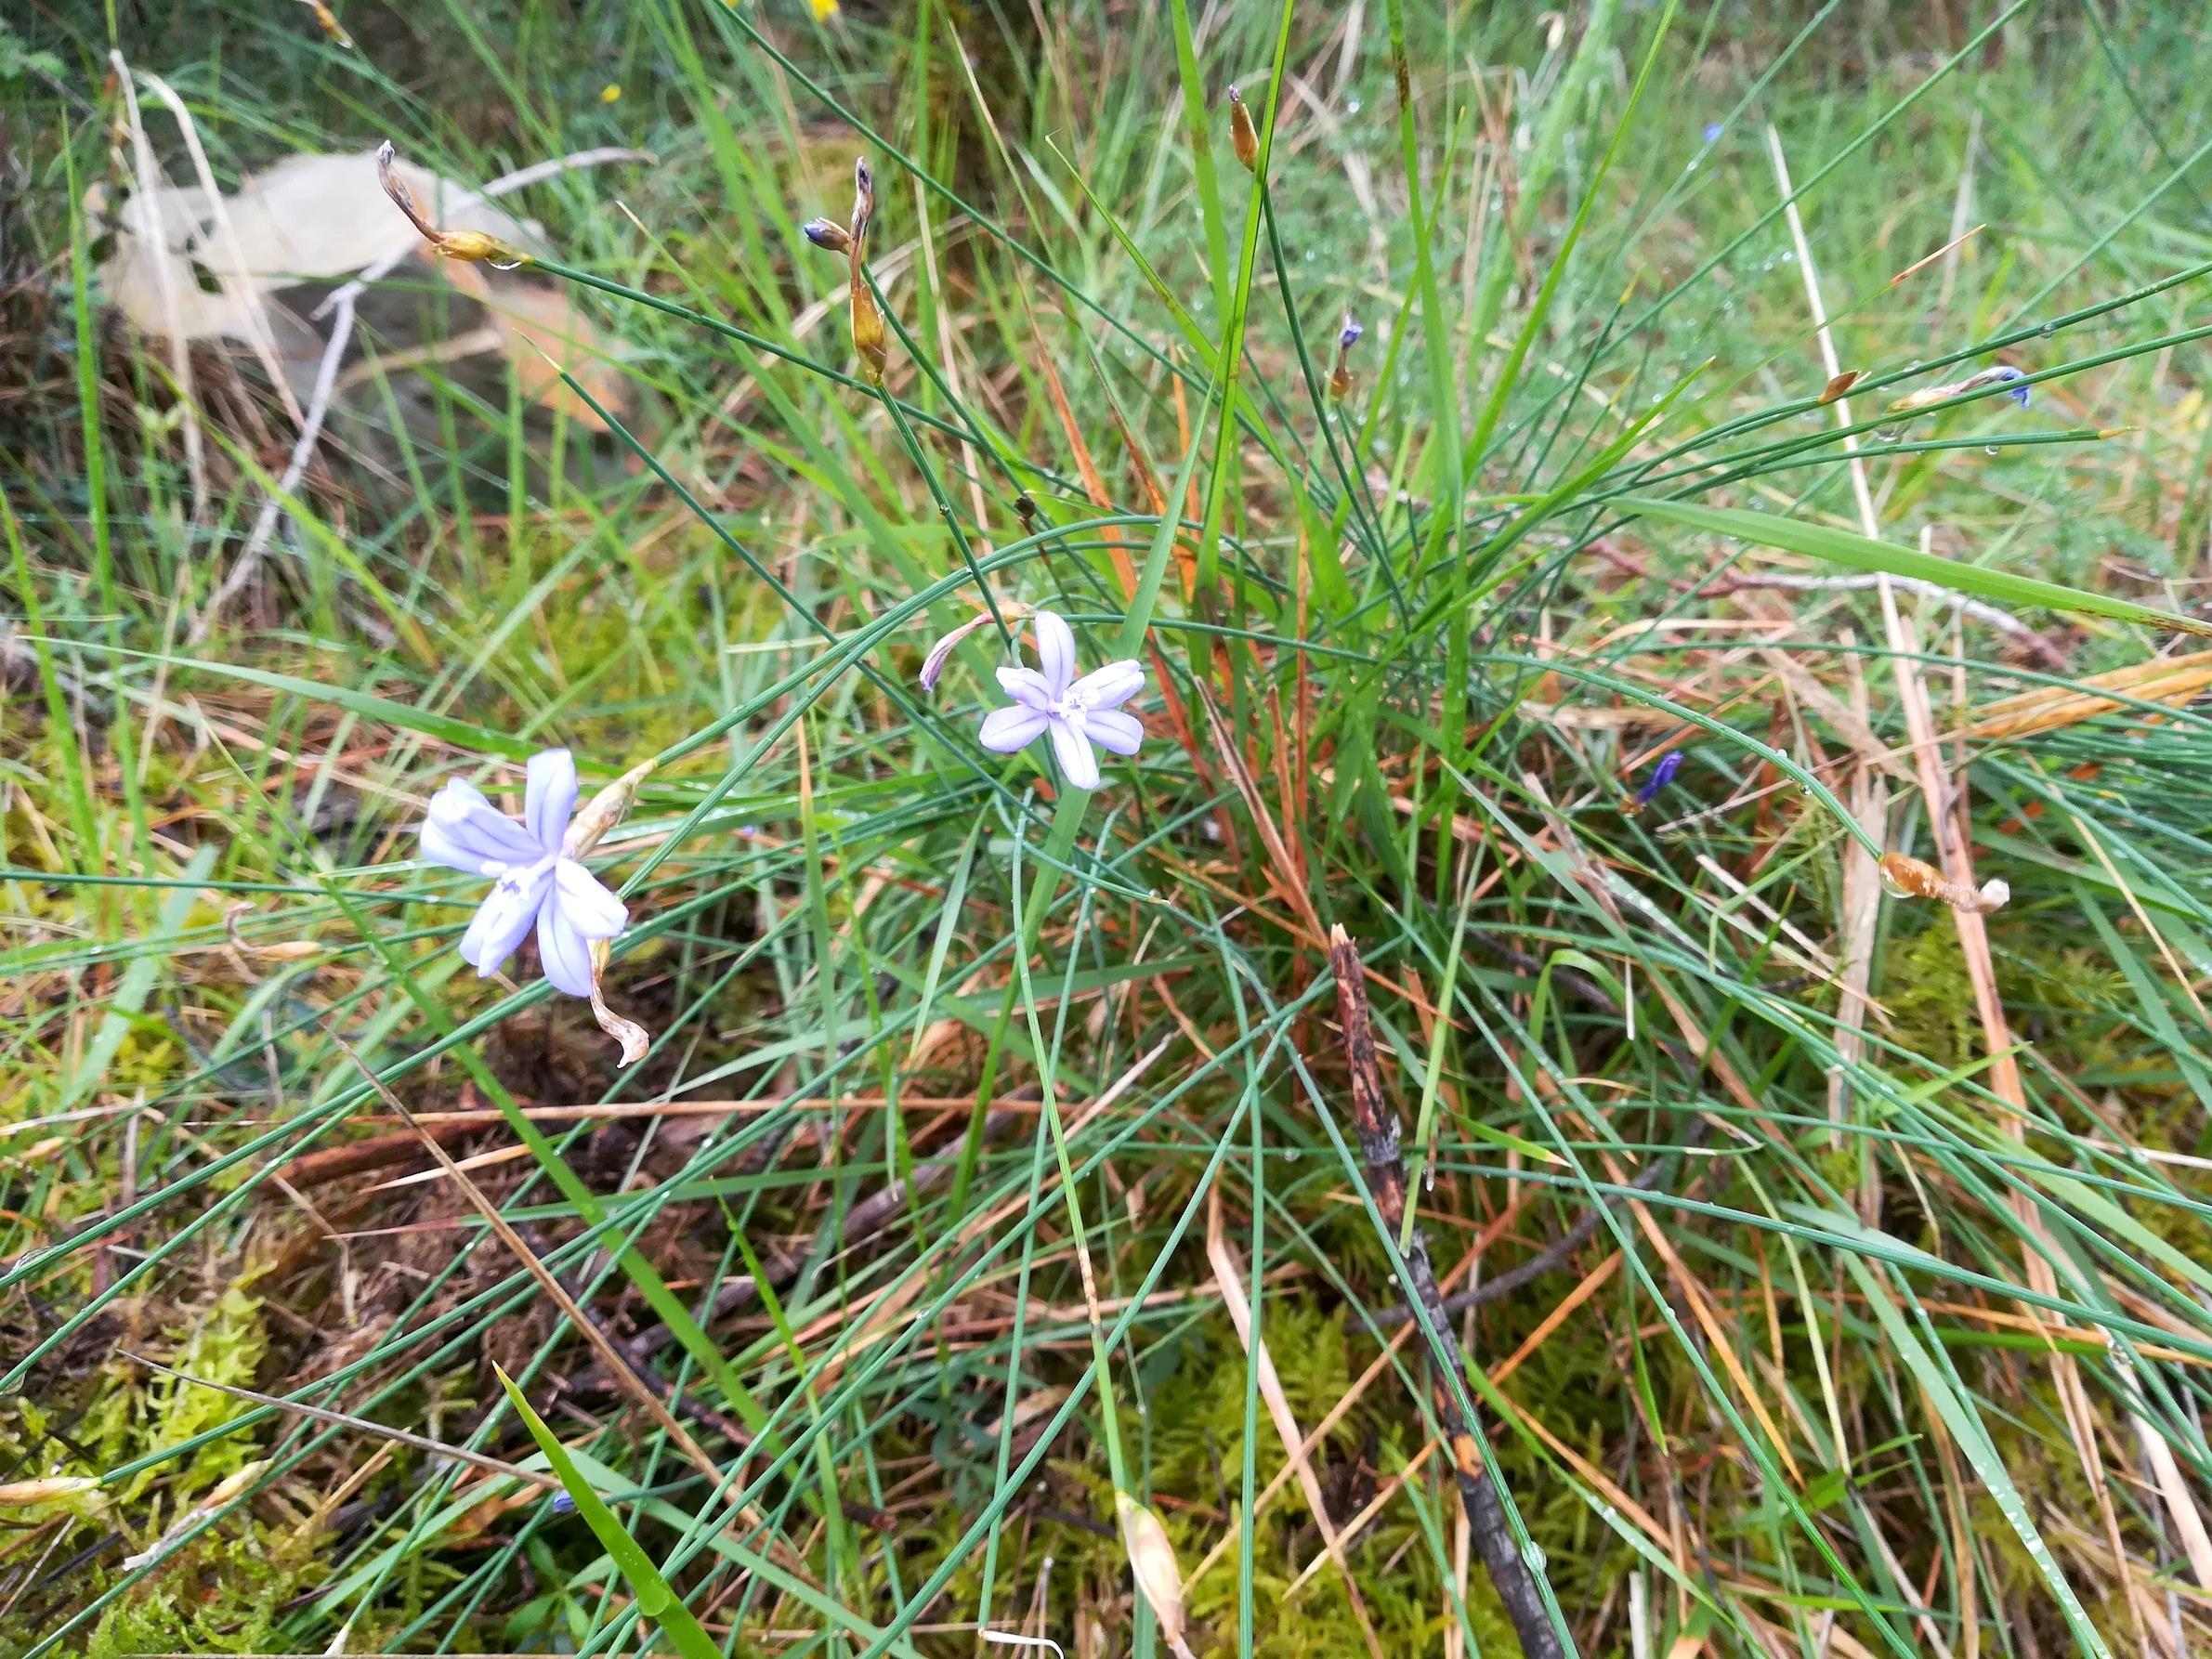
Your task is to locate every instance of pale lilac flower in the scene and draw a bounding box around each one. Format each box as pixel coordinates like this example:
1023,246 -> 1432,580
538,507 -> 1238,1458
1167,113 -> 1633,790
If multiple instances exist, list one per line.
977,610 -> 1145,792
419,750 -> 628,998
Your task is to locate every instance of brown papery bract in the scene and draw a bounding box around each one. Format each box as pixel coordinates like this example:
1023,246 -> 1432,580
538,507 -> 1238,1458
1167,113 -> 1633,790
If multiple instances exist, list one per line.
1228,86 -> 1259,172
1879,852 -> 2009,914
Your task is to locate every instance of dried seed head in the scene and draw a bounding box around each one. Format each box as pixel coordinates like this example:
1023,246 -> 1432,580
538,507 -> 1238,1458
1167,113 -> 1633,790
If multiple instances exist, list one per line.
202,1460 -> 272,1512
1014,491 -> 1040,531
850,276 -> 888,385
803,217 -> 852,254
1116,1492 -> 1196,1659
376,140 -> 530,267
1878,852 -> 2009,913
563,759 -> 657,858
303,0 -> 355,48
839,158 -> 890,385
850,158 -> 876,249
1329,315 -> 1364,402
588,938 -> 650,1066
1817,369 -> 1864,405
1228,86 -> 1259,172
0,1476 -> 98,1507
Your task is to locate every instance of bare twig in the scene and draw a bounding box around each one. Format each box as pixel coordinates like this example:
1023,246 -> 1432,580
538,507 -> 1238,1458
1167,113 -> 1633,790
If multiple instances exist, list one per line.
1368,1115 -> 1707,1326
1323,925 -> 1564,1659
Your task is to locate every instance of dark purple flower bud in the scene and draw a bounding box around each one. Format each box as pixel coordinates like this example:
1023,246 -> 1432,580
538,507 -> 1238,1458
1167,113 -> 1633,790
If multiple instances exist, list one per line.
1339,319 -> 1363,352
802,217 -> 851,254
1633,750 -> 1683,807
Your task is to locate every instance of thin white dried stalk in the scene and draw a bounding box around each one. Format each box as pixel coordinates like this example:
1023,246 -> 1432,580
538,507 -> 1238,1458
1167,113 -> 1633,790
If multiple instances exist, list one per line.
1827,634 -> 1889,1138
110,52 -> 207,524
131,71 -> 305,426
1723,570 -> 2051,654
1770,123 -> 2141,1656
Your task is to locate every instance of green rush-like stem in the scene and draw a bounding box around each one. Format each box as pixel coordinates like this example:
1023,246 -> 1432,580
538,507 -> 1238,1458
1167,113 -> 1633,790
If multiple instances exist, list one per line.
1401,857 -> 1479,1249
1459,0 -> 1679,480
1189,0 -> 1297,607
1009,834 -> 1130,1493
947,792 -> 1091,1236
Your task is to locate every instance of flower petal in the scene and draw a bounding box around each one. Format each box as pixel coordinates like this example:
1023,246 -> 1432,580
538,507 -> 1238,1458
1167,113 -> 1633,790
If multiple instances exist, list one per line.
553,858 -> 629,939
458,857 -> 554,976
525,750 -> 579,854
1069,660 -> 1145,711
421,778 -> 542,873
979,704 -> 1050,753
536,898 -> 597,997
996,665 -> 1056,711
1049,713 -> 1100,791
1032,610 -> 1077,698
1085,708 -> 1145,756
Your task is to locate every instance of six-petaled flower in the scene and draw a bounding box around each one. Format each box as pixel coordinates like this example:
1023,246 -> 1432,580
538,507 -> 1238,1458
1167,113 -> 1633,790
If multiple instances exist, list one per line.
420,750 -> 629,998
977,610 -> 1145,792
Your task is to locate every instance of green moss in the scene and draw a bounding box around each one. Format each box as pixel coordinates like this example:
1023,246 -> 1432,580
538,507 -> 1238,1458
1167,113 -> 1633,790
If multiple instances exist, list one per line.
82,1522 -> 329,1659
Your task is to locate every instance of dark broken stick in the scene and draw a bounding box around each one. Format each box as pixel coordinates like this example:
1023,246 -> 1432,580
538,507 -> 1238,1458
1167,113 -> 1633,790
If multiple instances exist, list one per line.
1326,924 -> 1565,1659
1368,1114 -> 1709,1327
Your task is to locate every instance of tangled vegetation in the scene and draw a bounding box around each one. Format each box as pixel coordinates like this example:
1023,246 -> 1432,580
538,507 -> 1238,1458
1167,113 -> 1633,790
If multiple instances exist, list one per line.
6,2 -> 2212,1656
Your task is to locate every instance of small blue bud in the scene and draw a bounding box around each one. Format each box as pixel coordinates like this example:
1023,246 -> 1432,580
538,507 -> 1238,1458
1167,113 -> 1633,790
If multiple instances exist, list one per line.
1339,319 -> 1364,352
549,1491 -> 577,1515
1633,751 -> 1684,807
1991,366 -> 2030,409
1703,123 -> 1723,144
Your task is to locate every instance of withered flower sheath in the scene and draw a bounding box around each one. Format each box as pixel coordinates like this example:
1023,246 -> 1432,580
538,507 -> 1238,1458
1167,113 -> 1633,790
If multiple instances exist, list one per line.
376,141 -> 530,267
846,159 -> 888,385
1228,85 -> 1259,172
1883,363 -> 2030,421
1878,852 -> 2009,914
1117,1493 -> 1198,1659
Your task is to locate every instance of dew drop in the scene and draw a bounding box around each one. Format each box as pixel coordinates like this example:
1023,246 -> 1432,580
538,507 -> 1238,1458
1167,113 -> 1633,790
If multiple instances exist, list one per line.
2039,321 -> 2057,338
1985,445 -> 2000,455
